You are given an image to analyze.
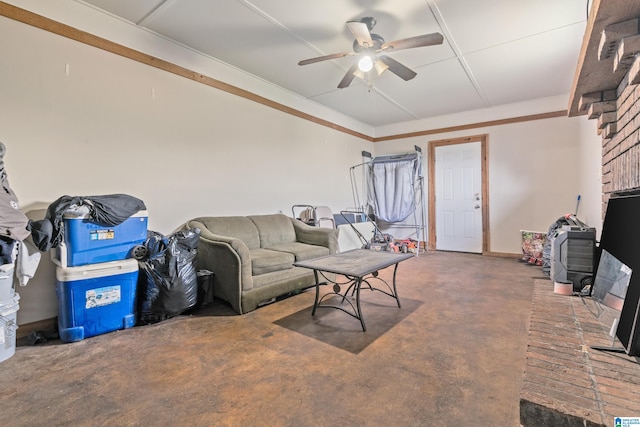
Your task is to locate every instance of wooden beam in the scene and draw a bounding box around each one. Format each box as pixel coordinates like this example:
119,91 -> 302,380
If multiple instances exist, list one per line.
374,111 -> 566,142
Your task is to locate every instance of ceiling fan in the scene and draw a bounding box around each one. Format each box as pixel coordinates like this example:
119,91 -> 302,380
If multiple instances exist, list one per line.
298,17 -> 444,89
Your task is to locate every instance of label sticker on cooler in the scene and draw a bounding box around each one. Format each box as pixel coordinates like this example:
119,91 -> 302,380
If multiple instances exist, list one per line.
90,229 -> 115,240
86,285 -> 121,309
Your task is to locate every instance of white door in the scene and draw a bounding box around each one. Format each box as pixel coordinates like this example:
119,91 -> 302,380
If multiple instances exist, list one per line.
435,141 -> 483,253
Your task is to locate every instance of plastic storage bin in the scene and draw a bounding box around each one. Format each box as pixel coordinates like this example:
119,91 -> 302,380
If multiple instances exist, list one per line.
53,210 -> 148,267
0,293 -> 19,363
0,264 -> 14,300
56,259 -> 139,343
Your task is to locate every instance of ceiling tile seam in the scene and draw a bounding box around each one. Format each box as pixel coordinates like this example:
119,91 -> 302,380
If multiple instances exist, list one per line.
460,20 -> 588,56
368,86 -> 422,120
72,0 -> 143,27
426,0 -> 491,108
137,0 -> 176,26
239,0 -> 351,76
304,77 -> 413,112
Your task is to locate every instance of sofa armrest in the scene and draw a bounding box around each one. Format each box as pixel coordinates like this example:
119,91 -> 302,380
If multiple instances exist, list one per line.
186,220 -> 254,314
290,218 -> 339,254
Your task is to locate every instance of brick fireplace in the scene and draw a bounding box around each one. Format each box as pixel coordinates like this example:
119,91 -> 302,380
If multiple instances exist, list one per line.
519,1 -> 640,425
601,73 -> 640,208
568,2 -> 640,211
520,280 -> 640,426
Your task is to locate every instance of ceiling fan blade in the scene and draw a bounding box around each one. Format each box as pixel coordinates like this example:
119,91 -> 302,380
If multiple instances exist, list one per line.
347,21 -> 373,48
298,51 -> 354,66
337,63 -> 359,88
378,55 -> 417,81
381,32 -> 444,52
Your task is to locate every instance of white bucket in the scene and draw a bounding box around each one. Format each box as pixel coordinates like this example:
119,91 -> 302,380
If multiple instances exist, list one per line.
0,264 -> 14,300
0,293 -> 20,363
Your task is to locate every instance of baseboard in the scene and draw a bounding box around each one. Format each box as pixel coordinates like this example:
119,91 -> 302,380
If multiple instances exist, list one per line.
483,251 -> 521,258
17,317 -> 57,339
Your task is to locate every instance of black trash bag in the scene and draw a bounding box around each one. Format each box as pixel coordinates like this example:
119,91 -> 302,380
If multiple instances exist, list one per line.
137,228 -> 200,325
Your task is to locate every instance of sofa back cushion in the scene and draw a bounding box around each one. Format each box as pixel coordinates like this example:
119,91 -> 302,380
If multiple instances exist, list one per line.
192,216 -> 261,250
248,214 -> 296,248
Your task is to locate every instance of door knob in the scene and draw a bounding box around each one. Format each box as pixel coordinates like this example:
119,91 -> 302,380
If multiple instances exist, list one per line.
475,204 -> 480,209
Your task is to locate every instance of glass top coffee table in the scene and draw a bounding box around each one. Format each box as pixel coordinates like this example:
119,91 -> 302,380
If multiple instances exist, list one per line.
294,249 -> 413,331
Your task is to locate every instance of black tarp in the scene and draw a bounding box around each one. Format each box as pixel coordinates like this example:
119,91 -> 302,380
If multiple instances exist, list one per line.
30,194 -> 146,252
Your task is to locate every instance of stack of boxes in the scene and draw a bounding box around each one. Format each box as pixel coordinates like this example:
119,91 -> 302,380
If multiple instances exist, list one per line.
53,210 -> 148,343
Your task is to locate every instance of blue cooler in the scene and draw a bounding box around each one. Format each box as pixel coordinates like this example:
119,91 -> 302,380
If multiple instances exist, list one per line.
56,259 -> 139,343
54,210 -> 148,267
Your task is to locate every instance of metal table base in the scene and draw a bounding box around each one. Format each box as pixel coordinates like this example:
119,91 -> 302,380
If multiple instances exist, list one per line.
294,249 -> 413,332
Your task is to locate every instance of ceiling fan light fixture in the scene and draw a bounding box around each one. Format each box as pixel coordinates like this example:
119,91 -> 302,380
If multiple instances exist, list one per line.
353,68 -> 366,80
358,55 -> 374,72
374,59 -> 389,75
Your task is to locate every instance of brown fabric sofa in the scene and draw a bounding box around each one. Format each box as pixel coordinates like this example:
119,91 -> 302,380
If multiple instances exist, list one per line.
186,214 -> 338,314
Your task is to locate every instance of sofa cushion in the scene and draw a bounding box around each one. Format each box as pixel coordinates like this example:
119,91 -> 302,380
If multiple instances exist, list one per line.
268,242 -> 330,261
248,214 -> 297,248
250,248 -> 295,276
192,216 -> 261,249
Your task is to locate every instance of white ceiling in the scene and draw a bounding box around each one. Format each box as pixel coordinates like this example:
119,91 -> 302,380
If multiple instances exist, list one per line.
76,0 -> 588,128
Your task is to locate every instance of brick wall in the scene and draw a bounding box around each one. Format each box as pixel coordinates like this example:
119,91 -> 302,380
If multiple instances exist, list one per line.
520,279 -> 640,426
601,67 -> 640,217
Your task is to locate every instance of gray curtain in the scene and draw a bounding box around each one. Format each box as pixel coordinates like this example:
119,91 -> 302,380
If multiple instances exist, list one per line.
368,154 -> 418,223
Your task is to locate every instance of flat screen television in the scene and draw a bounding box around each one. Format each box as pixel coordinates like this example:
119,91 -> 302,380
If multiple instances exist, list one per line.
592,249 -> 632,312
597,194 -> 640,356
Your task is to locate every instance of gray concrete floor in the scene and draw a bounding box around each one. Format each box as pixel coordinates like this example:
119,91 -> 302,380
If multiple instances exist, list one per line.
0,251 -> 537,426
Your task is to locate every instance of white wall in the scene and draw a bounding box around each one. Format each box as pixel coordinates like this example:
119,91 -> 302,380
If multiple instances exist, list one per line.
374,115 -> 600,254
0,16 -> 371,324
577,117 -> 603,239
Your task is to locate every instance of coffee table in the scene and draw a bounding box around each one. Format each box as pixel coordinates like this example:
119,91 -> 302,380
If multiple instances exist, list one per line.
294,249 -> 413,331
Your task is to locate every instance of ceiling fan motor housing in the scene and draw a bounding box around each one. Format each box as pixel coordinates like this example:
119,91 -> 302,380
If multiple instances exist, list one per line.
360,16 -> 376,31
353,33 -> 384,52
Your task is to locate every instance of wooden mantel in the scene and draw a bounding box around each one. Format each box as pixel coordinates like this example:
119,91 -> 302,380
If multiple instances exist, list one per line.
568,0 -> 640,117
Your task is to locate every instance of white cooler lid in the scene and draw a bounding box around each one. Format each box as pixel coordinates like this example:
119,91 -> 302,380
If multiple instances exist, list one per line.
56,258 -> 139,281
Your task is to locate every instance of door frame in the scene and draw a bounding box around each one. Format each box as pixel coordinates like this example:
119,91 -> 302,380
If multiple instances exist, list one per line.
428,134 -> 490,253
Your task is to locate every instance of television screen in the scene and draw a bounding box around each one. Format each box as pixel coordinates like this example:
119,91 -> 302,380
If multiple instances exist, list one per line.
597,194 -> 640,356
592,249 -> 632,311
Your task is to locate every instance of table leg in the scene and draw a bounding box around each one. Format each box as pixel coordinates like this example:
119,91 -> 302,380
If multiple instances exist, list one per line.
312,269 -> 320,316
355,277 -> 366,332
392,263 -> 401,308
